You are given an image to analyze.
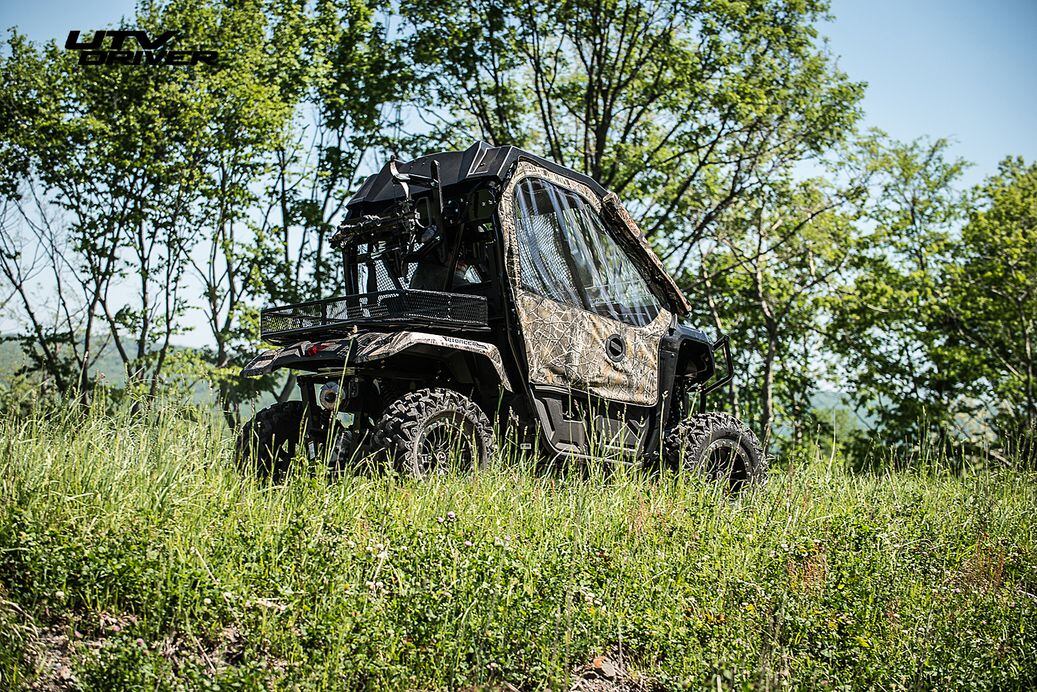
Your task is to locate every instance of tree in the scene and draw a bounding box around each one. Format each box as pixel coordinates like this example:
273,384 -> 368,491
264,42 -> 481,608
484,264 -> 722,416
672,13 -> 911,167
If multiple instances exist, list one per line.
169,0 -> 313,418
0,0 -> 407,419
687,174 -> 860,450
188,0 -> 411,416
0,33 -> 91,394
0,28 -> 208,398
279,0 -> 411,304
399,0 -> 863,262
828,136 -> 969,457
945,158 -> 1037,437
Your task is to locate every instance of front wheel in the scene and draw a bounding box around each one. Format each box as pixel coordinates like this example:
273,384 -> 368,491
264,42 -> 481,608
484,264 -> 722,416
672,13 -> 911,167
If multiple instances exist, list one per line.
369,388 -> 496,476
663,413 -> 766,491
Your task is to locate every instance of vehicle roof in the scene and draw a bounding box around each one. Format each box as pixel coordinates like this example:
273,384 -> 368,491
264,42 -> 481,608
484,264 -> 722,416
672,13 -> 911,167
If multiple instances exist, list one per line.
346,141 -> 608,210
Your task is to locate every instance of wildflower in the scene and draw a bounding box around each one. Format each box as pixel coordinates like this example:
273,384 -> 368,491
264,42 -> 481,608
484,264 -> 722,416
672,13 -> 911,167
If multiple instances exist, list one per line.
447,511 -> 457,521
464,540 -> 473,547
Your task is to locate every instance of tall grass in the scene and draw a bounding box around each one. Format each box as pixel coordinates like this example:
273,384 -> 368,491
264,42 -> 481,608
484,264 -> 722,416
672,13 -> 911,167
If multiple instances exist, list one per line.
1,400 -> 1035,689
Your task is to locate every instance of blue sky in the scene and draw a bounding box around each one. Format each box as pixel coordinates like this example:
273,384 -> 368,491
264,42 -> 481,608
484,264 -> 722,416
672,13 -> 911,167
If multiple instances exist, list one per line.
2,0 -> 1035,186
824,0 -> 1036,185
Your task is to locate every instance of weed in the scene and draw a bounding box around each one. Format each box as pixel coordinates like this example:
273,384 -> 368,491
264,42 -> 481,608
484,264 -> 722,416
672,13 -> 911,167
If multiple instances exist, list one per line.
0,402 -> 1035,688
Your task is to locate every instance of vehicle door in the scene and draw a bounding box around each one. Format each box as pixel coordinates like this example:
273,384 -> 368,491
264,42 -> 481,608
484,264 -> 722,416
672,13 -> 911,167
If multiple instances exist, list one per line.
497,161 -> 673,456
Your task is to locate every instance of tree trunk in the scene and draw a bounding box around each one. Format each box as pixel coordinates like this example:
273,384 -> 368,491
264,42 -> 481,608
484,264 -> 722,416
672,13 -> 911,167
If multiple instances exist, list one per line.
760,334 -> 777,450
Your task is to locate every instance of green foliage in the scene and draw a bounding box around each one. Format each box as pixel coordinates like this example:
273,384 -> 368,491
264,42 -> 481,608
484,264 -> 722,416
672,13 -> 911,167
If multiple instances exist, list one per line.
828,136 -> 971,459
0,0 -> 406,410
0,2 -> 298,396
1,404 -> 1035,688
822,148 -> 1035,462
399,0 -> 864,247
684,173 -> 863,452
944,158 -> 1037,439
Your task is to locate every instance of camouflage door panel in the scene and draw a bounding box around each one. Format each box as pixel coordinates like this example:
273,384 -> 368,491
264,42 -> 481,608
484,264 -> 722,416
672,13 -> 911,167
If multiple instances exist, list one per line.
499,160 -> 672,407
516,291 -> 669,405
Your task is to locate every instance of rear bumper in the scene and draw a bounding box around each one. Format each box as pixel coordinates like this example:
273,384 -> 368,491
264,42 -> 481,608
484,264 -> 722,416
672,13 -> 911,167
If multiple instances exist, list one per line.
241,338 -> 354,377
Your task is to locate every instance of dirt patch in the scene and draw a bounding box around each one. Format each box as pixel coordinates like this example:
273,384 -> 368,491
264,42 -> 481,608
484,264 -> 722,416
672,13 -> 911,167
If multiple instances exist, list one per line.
570,650 -> 657,691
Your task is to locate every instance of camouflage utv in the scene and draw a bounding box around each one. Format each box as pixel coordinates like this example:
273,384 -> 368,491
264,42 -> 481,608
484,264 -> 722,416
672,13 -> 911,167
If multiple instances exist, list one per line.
236,142 -> 765,487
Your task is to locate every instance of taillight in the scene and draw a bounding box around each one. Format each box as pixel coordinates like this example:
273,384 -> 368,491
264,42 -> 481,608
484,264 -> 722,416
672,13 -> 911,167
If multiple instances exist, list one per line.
305,342 -> 333,357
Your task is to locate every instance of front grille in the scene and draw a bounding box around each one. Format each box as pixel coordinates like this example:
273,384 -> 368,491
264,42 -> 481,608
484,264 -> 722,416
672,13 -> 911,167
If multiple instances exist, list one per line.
260,290 -> 489,343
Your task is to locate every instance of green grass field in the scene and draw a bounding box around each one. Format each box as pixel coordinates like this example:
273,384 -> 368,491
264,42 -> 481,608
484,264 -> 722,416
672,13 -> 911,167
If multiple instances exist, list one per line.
1,402 -> 1035,689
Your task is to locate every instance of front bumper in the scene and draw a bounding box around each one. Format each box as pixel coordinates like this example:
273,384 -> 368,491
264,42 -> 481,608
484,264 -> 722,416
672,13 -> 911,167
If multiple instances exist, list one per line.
701,333 -> 733,396
696,334 -> 733,413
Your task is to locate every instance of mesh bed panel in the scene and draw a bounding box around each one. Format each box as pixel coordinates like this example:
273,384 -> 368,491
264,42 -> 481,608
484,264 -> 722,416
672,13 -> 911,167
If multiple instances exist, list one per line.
260,290 -> 488,343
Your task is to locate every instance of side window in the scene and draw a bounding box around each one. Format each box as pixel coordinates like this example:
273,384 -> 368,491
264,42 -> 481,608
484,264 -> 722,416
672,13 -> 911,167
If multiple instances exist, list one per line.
513,177 -> 662,326
513,178 -> 585,309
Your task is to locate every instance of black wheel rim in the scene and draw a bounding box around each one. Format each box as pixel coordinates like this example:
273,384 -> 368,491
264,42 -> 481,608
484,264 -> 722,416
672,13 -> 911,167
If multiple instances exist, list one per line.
416,414 -> 479,475
703,437 -> 750,490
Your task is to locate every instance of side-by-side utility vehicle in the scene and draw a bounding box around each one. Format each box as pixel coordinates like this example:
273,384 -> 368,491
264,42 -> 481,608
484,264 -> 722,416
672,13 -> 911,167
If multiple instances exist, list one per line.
236,142 -> 765,487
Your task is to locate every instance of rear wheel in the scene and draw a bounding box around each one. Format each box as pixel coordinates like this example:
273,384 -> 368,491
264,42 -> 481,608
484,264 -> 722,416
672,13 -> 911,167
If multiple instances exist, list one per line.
235,401 -> 307,480
369,388 -> 496,476
663,413 -> 766,491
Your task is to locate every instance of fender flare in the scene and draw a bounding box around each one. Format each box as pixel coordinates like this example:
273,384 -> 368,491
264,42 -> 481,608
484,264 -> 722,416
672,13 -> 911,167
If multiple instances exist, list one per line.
356,331 -> 512,391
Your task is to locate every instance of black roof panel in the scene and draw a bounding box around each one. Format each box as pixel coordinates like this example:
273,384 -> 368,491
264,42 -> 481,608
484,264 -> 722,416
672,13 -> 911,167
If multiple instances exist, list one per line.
346,141 -> 607,211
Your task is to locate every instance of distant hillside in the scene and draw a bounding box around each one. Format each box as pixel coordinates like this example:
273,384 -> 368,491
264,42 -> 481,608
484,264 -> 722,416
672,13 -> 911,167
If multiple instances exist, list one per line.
0,335 -> 290,412
0,335 -> 131,385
